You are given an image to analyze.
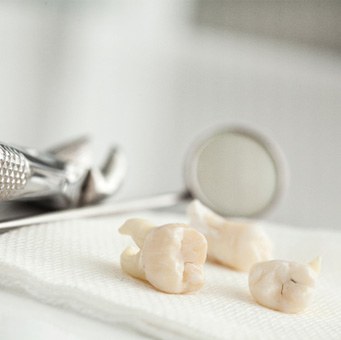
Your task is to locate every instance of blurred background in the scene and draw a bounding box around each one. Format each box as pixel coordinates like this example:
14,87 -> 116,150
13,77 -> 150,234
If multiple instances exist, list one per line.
0,0 -> 340,229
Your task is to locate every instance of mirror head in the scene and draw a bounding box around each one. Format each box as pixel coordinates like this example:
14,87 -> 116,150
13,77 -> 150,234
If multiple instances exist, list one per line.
185,126 -> 288,217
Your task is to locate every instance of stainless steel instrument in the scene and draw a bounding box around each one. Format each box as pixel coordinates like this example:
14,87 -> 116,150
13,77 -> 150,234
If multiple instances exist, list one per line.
0,125 -> 288,232
0,137 -> 126,209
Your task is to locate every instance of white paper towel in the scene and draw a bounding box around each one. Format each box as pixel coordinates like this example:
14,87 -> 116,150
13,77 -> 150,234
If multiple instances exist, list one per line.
0,212 -> 340,339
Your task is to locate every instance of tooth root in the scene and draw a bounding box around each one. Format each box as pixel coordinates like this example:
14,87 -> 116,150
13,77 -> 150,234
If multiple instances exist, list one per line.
308,256 -> 322,274
119,218 -> 155,248
187,200 -> 225,234
120,246 -> 145,280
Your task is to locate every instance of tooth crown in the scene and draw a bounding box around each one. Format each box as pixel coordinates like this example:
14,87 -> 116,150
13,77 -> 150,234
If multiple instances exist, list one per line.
187,200 -> 273,271
248,258 -> 321,314
119,219 -> 207,294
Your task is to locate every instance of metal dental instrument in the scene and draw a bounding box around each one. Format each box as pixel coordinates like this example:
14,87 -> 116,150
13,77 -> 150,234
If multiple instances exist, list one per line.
0,125 -> 287,231
0,136 -> 126,209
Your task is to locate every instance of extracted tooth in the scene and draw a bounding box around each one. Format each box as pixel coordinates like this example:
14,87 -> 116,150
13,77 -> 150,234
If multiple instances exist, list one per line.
248,257 -> 321,314
119,219 -> 207,294
187,200 -> 273,272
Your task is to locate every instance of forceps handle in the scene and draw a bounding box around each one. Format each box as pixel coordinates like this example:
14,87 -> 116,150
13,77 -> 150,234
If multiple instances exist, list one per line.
0,192 -> 189,231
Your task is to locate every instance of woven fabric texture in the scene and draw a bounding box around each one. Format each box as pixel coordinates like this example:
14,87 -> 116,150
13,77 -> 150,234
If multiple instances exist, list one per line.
0,212 -> 340,339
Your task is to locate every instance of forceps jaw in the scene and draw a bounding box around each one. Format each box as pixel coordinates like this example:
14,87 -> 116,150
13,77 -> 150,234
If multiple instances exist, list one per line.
80,146 -> 127,205
49,136 -> 127,207
48,135 -> 93,168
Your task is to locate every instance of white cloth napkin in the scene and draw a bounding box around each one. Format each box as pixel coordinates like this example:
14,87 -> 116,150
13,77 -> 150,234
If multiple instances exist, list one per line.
0,212 -> 340,339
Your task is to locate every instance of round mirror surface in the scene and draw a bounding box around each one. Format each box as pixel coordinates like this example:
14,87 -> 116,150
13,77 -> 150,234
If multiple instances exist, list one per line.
185,127 -> 285,217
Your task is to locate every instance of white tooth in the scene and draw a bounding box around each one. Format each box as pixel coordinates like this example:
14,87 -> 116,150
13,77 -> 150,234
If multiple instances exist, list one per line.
248,258 -> 321,313
119,218 -> 155,248
119,220 -> 207,294
187,200 -> 273,272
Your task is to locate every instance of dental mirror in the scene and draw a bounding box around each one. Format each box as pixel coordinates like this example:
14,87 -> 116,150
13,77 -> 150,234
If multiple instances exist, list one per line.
184,126 -> 286,217
0,125 -> 287,230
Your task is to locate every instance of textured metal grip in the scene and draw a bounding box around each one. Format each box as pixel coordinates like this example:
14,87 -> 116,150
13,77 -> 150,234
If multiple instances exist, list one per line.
0,145 -> 30,199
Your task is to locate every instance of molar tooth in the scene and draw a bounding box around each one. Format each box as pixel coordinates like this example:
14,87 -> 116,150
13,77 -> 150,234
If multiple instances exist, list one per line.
248,258 -> 321,313
187,200 -> 273,272
119,220 -> 207,294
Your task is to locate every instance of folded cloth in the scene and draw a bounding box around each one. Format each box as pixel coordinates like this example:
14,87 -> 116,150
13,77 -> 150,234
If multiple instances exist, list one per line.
0,212 -> 340,339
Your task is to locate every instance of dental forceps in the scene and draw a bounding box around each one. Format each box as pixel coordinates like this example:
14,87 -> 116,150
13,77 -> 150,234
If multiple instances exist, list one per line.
0,136 -> 126,212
